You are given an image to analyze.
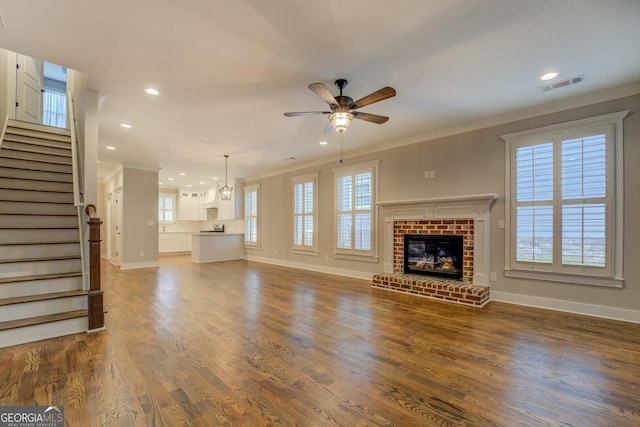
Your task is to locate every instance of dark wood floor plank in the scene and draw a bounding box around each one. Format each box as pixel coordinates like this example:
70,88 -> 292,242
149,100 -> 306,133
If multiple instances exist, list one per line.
0,255 -> 639,426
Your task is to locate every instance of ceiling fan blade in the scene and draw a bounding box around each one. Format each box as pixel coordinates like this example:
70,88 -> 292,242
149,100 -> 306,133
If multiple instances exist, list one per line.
284,111 -> 330,117
349,86 -> 396,110
352,111 -> 389,124
324,122 -> 334,133
308,83 -> 339,107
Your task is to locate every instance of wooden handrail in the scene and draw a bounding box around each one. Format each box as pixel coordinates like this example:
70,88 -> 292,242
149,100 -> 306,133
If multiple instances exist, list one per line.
86,204 -> 104,330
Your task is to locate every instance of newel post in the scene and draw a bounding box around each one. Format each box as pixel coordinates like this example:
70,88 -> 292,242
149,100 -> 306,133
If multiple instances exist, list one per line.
86,204 -> 104,330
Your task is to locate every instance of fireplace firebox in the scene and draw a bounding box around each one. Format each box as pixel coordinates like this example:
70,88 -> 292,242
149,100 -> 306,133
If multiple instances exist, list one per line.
404,234 -> 463,280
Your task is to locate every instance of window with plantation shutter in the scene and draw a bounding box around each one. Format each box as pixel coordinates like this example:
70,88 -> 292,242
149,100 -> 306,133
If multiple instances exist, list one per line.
334,161 -> 378,261
244,185 -> 259,247
503,111 -> 627,287
159,193 -> 176,222
292,173 -> 318,254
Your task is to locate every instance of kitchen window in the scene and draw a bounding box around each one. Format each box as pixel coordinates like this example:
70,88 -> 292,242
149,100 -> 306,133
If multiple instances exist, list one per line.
291,173 -> 318,254
244,184 -> 260,248
334,161 -> 378,261
159,193 -> 176,223
502,111 -> 627,287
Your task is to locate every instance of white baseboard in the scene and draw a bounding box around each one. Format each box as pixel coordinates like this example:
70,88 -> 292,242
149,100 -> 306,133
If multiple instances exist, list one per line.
120,260 -> 160,270
491,291 -> 640,324
246,255 -> 373,281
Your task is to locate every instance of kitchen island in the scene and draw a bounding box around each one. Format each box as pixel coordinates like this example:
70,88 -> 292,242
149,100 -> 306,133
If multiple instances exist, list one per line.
191,232 -> 244,263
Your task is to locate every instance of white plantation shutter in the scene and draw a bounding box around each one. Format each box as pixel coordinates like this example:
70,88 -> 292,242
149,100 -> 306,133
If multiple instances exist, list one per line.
503,111 -> 627,287
515,142 -> 554,263
292,174 -> 317,252
244,185 -> 259,246
334,162 -> 377,258
159,194 -> 175,222
561,133 -> 608,267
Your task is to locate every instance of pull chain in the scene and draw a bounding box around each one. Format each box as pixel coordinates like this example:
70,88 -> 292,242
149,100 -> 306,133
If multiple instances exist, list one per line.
339,133 -> 344,165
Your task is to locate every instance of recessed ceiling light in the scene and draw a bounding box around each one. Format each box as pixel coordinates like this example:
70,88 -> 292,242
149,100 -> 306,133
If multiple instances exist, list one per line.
145,88 -> 160,95
541,72 -> 558,81
168,177 -> 174,181
319,141 -> 328,145
212,177 -> 218,180
179,172 -> 186,176
199,181 -> 205,185
120,123 -> 132,128
106,146 -> 116,150
187,185 -> 192,188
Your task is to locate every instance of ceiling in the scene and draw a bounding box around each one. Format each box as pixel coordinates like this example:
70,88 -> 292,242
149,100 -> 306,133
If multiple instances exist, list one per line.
1,0 -> 639,190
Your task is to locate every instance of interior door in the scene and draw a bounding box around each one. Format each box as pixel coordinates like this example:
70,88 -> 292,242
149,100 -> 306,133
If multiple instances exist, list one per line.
15,54 -> 43,123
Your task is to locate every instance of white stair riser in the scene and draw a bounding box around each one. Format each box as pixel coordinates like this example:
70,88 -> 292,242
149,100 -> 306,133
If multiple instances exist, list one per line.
0,214 -> 78,228
0,149 -> 71,165
0,177 -> 72,192
0,228 -> 79,243
0,316 -> 87,348
0,158 -> 72,173
0,167 -> 72,183
0,276 -> 83,299
0,243 -> 81,259
6,120 -> 71,137
2,133 -> 71,150
0,258 -> 82,278
0,295 -> 86,322
0,189 -> 73,203
1,141 -> 71,157
0,201 -> 76,215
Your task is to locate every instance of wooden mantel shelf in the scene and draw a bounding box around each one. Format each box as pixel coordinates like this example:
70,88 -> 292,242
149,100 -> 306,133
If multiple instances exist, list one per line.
376,193 -> 498,207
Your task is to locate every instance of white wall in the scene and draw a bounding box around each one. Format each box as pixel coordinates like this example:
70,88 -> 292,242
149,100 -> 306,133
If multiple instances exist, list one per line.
243,94 -> 640,321
122,168 -> 159,267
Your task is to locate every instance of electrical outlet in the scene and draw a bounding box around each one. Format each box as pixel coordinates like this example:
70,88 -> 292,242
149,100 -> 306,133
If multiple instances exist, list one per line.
490,272 -> 497,282
139,251 -> 144,257
429,170 -> 435,178
424,171 -> 430,179
498,219 -> 505,229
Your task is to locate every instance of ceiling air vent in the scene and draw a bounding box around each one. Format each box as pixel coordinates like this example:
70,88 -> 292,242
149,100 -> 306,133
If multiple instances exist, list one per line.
539,74 -> 585,93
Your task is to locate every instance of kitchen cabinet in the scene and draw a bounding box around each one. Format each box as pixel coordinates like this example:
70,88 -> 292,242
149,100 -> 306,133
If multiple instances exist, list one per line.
178,191 -> 206,221
192,233 -> 244,263
159,232 -> 193,253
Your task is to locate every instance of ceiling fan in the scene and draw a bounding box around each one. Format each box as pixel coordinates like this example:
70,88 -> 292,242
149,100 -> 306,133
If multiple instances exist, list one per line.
284,79 -> 396,133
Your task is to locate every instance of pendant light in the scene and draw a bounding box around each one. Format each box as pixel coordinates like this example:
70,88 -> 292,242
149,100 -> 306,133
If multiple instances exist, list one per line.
219,154 -> 233,200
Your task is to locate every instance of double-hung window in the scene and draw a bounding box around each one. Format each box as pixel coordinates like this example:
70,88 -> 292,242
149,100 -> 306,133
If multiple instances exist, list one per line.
502,111 -> 627,287
43,89 -> 67,128
244,184 -> 260,248
159,193 -> 176,222
292,173 -> 318,254
334,161 -> 378,261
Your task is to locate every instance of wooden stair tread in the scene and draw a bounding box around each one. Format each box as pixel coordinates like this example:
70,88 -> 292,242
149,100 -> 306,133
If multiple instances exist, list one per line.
0,290 -> 87,307
7,120 -> 71,136
0,165 -> 71,175
0,272 -> 82,285
0,175 -> 73,184
0,309 -> 87,332
1,147 -> 72,158
0,187 -> 73,194
0,240 -> 80,246
0,154 -> 72,166
0,255 -> 81,264
0,212 -> 76,217
0,199 -> 75,205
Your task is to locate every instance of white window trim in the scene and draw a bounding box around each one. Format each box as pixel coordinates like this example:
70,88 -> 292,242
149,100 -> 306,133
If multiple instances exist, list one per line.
243,184 -> 260,249
333,160 -> 379,262
159,192 -> 177,224
502,111 -> 628,288
291,173 -> 319,255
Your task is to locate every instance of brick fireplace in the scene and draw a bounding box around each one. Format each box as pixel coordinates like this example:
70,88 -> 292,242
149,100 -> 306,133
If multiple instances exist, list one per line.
372,194 -> 497,307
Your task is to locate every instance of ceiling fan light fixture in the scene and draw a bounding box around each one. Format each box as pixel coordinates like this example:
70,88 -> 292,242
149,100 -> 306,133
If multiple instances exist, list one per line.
219,154 -> 233,200
329,111 -> 352,133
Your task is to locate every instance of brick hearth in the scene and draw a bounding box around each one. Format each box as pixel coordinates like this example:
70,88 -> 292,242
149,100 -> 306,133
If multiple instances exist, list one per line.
372,274 -> 490,307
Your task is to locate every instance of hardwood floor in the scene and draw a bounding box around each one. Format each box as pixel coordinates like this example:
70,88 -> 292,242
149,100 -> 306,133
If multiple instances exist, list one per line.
1,255 -> 639,426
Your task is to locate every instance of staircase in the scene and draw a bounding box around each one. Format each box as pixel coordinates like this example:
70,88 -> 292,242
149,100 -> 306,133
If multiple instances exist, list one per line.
0,119 -> 88,348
